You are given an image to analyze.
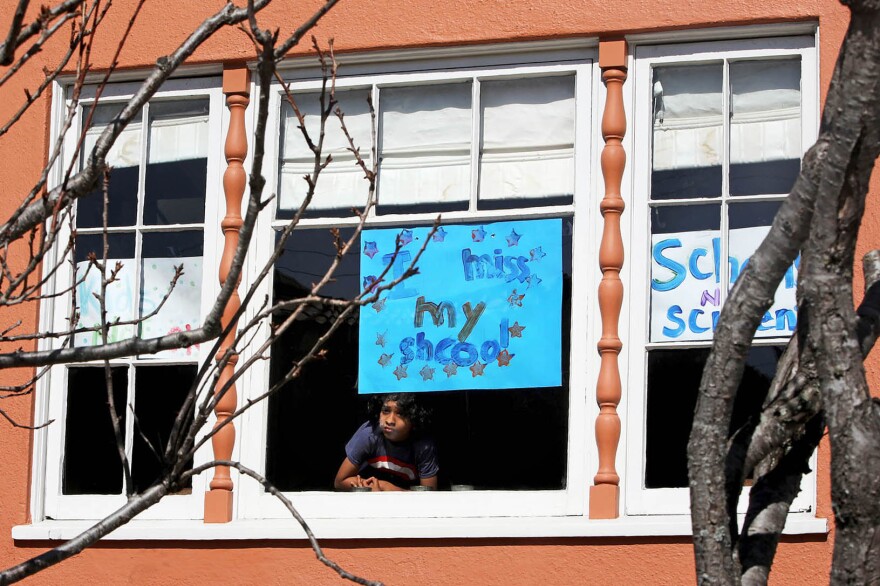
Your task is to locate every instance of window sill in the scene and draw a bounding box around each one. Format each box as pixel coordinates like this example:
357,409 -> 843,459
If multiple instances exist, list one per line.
13,514 -> 827,541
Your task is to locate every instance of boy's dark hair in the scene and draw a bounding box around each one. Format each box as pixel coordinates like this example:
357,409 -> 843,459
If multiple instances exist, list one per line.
368,393 -> 431,432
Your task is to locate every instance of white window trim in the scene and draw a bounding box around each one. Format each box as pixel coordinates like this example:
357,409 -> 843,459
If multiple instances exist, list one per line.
236,51 -> 598,521
35,77 -> 225,521
624,35 -> 820,516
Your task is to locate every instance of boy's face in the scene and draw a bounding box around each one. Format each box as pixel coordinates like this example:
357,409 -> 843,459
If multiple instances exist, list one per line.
379,400 -> 412,442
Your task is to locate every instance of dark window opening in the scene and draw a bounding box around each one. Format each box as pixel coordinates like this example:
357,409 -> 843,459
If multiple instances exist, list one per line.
644,345 -> 783,489
63,367 -> 128,495
265,220 -> 572,491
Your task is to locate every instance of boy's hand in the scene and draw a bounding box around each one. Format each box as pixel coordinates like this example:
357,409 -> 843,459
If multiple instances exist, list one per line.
361,477 -> 380,491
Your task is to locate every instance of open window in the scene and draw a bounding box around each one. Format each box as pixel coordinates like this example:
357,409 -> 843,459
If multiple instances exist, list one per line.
239,52 -> 594,520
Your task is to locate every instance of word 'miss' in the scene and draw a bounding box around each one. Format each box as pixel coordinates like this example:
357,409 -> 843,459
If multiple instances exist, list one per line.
461,248 -> 530,283
399,297 -> 512,367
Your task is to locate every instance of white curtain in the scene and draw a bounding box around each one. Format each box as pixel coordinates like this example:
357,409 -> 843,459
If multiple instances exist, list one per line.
83,105 -> 141,169
479,76 -> 575,202
652,60 -> 801,171
279,89 -> 373,212
730,59 -> 801,166
651,64 -> 723,172
379,83 -> 472,207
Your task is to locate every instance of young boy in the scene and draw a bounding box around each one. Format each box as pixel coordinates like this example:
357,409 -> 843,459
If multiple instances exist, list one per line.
334,393 -> 439,491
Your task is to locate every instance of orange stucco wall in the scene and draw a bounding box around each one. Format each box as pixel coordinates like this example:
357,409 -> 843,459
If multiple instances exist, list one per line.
0,0 -> 866,583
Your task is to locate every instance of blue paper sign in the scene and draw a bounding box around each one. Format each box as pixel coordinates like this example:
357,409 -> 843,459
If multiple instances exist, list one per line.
358,218 -> 562,394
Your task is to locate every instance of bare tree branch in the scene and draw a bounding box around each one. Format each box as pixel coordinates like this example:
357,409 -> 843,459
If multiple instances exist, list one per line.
184,461 -> 384,586
0,0 -> 32,66
0,0 -> 85,66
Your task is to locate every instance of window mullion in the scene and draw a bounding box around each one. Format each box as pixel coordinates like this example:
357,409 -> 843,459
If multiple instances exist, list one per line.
720,58 -> 732,305
370,84 -> 381,217
469,77 -> 481,210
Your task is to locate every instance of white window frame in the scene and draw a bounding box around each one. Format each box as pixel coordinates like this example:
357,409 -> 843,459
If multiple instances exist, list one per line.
36,77 -> 225,521
237,49 -> 599,520
624,35 -> 820,516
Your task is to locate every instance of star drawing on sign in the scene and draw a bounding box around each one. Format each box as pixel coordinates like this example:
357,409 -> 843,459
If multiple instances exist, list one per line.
496,349 -> 514,367
526,274 -> 542,289
472,226 -> 486,242
470,361 -> 486,377
507,289 -> 525,307
508,321 -> 526,338
376,331 -> 387,347
443,362 -> 458,377
398,229 -> 414,246
378,353 -> 393,367
371,298 -> 387,313
419,365 -> 435,381
363,241 -> 379,259
506,229 -> 522,247
529,246 -> 546,262
363,275 -> 379,292
432,227 -> 448,242
393,364 -> 408,380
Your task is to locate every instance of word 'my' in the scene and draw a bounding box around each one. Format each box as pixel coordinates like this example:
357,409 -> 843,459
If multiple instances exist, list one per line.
400,296 -> 509,368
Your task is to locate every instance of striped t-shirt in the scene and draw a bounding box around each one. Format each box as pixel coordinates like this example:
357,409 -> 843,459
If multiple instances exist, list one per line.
345,421 -> 439,488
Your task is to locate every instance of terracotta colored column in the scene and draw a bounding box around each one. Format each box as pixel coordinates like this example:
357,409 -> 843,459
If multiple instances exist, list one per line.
204,65 -> 250,523
590,39 -> 627,520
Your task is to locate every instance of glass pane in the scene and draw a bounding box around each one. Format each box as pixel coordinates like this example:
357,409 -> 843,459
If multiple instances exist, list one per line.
645,346 -> 782,488
651,64 -> 723,200
277,89 -> 373,219
266,220 -> 572,491
728,201 -> 797,337
478,75 -> 574,209
74,233 -> 136,347
650,204 -> 720,342
131,365 -> 196,493
63,366 -> 127,494
143,99 -> 209,224
730,59 -> 801,196
266,227 -> 361,491
78,104 -> 142,228
139,231 -> 203,357
378,83 -> 471,214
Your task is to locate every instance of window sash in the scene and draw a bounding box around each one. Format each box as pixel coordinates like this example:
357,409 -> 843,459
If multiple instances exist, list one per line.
625,36 -> 819,516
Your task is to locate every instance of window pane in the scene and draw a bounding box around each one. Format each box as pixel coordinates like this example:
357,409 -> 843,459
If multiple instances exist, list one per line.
278,89 -> 373,219
139,231 -> 203,357
143,99 -> 209,225
645,346 -> 782,488
730,59 -> 801,196
650,205 -> 720,342
728,201 -> 797,337
478,75 -> 574,209
74,233 -> 137,347
651,64 -> 723,200
78,104 -> 142,228
378,83 -> 471,214
131,365 -> 196,493
266,227 -> 361,491
63,366 -> 127,494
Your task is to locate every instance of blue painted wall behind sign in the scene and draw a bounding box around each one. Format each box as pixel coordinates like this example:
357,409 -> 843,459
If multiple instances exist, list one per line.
358,218 -> 562,393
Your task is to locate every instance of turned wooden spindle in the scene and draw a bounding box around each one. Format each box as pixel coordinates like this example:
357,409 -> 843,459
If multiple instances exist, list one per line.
204,65 -> 250,523
589,40 -> 627,520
